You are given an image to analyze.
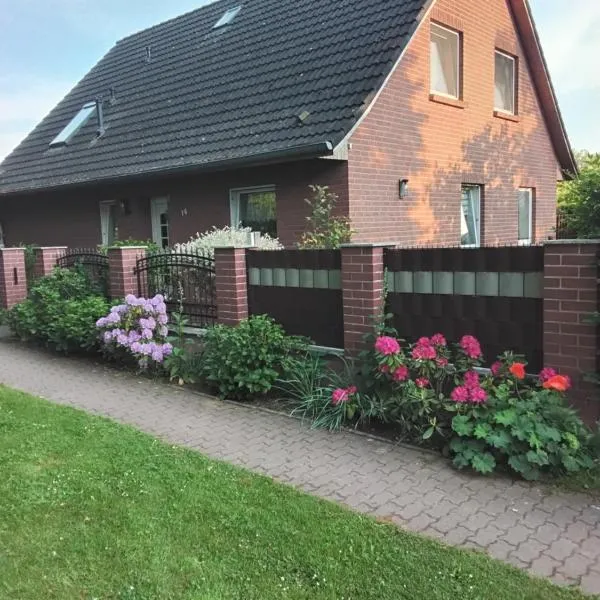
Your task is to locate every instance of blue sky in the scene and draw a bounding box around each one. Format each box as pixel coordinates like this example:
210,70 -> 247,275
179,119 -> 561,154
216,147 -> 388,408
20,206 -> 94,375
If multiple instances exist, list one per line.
0,0 -> 598,161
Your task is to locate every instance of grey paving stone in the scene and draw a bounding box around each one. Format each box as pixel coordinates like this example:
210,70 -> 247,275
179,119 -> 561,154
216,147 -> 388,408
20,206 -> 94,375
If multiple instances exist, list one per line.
0,338 -> 598,594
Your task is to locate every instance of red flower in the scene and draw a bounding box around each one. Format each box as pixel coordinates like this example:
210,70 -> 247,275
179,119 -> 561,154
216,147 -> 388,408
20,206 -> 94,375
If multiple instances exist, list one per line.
539,367 -> 557,383
415,378 -> 430,388
543,375 -> 571,392
332,388 -> 349,405
509,362 -> 526,380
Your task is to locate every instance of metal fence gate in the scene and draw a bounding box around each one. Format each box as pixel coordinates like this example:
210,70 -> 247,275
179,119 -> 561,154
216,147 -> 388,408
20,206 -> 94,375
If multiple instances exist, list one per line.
56,248 -> 109,297
134,250 -> 216,328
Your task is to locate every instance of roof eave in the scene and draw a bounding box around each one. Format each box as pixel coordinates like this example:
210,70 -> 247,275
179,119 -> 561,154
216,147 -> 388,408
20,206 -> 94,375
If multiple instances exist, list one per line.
0,141 -> 335,197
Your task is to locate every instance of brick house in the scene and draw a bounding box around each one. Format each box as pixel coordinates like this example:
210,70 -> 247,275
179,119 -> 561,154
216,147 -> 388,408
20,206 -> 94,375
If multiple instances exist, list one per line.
0,0 -> 576,249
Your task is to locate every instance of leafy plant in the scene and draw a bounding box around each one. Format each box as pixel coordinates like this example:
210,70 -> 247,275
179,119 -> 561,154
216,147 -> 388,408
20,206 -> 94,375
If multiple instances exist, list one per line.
6,267 -> 109,352
298,185 -> 354,249
449,377 -> 594,480
108,238 -> 160,252
200,315 -> 309,400
280,353 -> 384,430
164,311 -> 203,385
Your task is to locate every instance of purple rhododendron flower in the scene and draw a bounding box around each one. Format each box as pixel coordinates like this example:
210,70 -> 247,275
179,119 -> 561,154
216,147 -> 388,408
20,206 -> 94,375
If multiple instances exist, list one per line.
107,312 -> 121,324
158,325 -> 168,337
162,343 -> 173,356
152,350 -> 164,362
157,313 -> 168,325
141,328 -> 153,340
125,294 -> 137,305
130,342 -> 143,353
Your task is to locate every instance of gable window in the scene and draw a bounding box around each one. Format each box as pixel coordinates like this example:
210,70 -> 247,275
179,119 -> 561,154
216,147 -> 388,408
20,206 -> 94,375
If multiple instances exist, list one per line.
230,186 -> 277,238
430,23 -> 460,99
495,51 -> 516,114
50,102 -> 96,147
461,185 -> 482,247
518,188 -> 533,245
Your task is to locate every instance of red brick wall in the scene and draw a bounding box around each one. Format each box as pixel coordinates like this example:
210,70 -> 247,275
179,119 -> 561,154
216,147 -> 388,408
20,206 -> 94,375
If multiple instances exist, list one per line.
0,248 -> 27,309
543,242 -> 600,425
0,159 -> 348,249
347,0 -> 561,246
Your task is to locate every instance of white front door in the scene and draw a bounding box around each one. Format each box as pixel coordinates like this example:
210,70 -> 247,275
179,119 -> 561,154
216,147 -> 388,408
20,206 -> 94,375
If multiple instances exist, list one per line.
100,201 -> 116,246
151,197 -> 170,248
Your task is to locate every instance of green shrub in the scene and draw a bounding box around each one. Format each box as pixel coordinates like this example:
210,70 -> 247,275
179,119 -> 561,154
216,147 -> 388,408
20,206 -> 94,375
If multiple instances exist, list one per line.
449,378 -> 594,480
200,315 -> 308,400
6,267 -> 109,353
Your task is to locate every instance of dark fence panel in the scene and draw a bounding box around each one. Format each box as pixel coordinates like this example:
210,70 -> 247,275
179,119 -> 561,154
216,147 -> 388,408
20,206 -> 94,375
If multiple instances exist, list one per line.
246,250 -> 343,348
384,247 -> 544,370
56,248 -> 109,297
135,250 -> 216,328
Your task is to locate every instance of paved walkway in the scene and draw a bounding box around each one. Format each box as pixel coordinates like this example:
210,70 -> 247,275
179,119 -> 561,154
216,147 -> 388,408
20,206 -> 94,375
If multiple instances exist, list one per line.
0,337 -> 599,595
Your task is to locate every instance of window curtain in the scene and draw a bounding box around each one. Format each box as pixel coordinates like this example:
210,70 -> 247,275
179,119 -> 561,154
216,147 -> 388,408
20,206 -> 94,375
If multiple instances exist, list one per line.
495,53 -> 514,112
431,28 -> 458,96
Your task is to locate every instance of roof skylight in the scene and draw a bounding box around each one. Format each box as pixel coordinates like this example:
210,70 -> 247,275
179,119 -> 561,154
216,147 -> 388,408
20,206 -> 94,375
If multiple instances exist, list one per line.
213,5 -> 242,28
49,102 -> 96,148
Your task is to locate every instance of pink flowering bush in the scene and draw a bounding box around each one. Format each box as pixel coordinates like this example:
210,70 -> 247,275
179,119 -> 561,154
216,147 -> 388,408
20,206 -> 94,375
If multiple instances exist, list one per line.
96,294 -> 173,369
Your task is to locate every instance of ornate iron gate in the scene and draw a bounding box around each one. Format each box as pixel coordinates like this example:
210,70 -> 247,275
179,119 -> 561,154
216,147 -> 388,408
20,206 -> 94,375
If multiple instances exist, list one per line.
56,248 -> 109,297
134,250 -> 216,328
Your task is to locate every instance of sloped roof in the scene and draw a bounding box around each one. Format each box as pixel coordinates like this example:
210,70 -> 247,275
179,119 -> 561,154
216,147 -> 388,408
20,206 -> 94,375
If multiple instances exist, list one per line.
0,0 -> 430,194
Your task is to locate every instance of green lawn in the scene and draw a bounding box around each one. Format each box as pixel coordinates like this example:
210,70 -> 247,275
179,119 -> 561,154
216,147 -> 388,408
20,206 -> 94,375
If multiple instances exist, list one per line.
0,387 -> 588,600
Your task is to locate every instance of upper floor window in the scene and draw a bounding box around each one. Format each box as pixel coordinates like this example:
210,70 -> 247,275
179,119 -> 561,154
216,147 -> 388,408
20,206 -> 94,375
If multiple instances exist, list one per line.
430,23 -> 461,99
495,51 -> 516,114
230,186 -> 277,238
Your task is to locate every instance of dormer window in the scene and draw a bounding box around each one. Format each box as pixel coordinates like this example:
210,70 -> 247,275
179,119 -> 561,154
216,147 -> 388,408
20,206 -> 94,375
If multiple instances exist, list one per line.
49,102 -> 96,148
213,5 -> 242,29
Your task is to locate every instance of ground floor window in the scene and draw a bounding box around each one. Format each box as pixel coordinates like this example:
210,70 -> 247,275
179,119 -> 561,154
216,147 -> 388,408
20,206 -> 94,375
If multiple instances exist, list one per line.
230,186 -> 277,237
517,188 -> 533,245
100,201 -> 117,246
460,185 -> 482,247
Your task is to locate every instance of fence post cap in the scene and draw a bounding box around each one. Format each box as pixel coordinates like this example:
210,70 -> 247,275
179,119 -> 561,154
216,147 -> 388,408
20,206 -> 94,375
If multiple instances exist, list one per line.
544,239 -> 600,246
37,246 -> 68,250
340,242 -> 396,248
0,247 -> 27,252
106,245 -> 149,250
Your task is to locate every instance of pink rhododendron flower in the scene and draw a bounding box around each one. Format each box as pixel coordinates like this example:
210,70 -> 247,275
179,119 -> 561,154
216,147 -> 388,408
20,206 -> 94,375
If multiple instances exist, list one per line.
470,387 -> 488,403
392,365 -> 409,382
464,371 -> 480,389
436,357 -> 449,367
539,367 -> 557,383
332,388 -> 349,405
347,386 -> 358,395
378,364 -> 390,374
451,386 -> 470,403
491,361 -> 502,376
460,335 -> 482,359
374,336 -> 401,356
430,333 -> 447,346
416,378 -> 430,388
411,338 -> 436,360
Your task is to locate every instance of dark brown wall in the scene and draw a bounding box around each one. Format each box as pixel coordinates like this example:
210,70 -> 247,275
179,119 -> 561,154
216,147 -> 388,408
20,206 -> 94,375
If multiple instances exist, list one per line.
0,159 -> 348,248
347,0 -> 562,245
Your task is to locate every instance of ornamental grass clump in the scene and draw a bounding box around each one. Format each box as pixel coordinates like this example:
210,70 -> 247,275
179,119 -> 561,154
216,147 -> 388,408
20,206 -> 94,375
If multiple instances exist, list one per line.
96,294 -> 173,368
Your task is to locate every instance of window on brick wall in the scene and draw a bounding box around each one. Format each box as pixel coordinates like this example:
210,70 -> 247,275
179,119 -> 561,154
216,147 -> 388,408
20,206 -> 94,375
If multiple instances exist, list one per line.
495,51 -> 516,114
518,188 -> 533,245
230,186 -> 277,237
430,23 -> 461,98
461,185 -> 482,247
0,222 -> 4,247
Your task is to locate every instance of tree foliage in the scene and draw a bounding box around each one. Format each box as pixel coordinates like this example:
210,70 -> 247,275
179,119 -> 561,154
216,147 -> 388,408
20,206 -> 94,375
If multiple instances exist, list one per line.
557,152 -> 600,239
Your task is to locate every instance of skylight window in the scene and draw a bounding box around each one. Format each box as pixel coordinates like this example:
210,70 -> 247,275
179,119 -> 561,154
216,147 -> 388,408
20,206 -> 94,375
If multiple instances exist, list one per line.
49,102 -> 96,147
213,5 -> 242,28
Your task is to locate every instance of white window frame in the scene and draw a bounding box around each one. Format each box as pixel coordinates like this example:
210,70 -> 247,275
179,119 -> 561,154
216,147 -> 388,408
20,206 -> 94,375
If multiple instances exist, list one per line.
460,185 -> 482,248
430,23 -> 461,100
100,200 -> 116,246
517,188 -> 533,246
50,102 -> 96,148
494,51 -> 516,115
151,196 -> 170,249
229,185 -> 276,229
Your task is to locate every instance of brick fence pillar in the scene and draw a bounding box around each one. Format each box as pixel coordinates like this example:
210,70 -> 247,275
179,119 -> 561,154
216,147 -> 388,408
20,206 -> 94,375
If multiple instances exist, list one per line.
341,244 -> 386,356
543,240 -> 600,425
0,248 -> 27,309
34,246 -> 68,278
214,247 -> 248,326
107,247 -> 147,300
